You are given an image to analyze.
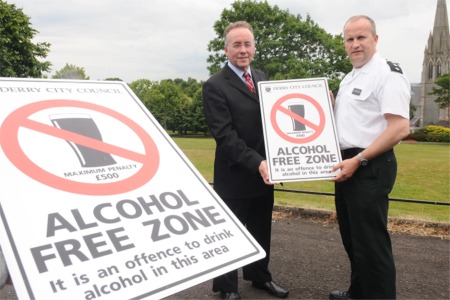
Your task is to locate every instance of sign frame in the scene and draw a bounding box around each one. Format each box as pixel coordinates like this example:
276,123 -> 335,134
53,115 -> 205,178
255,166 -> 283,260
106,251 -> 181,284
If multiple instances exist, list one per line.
258,78 -> 342,182
0,78 -> 265,300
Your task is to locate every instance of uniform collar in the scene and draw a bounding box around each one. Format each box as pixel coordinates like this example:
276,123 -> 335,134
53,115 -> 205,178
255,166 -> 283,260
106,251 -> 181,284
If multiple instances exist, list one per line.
351,52 -> 379,77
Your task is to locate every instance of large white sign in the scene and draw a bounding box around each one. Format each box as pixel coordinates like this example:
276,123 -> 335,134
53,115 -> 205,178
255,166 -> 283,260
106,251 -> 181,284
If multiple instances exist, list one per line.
0,78 -> 264,300
258,78 -> 341,182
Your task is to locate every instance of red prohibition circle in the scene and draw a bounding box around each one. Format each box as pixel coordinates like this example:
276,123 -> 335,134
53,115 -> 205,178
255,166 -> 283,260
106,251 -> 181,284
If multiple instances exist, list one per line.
0,100 -> 160,196
270,93 -> 325,143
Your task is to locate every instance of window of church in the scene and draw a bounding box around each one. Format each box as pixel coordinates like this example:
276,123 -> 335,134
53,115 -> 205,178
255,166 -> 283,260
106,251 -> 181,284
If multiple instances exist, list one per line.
436,62 -> 442,77
428,62 -> 433,79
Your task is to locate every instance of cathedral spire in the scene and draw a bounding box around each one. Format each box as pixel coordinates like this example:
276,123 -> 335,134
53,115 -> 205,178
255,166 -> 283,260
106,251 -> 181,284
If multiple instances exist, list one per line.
431,0 -> 450,53
418,0 -> 450,127
434,0 -> 449,31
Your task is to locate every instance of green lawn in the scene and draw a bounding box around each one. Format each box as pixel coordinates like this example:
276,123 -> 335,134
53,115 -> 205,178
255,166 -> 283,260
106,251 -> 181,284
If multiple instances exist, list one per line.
173,137 -> 450,223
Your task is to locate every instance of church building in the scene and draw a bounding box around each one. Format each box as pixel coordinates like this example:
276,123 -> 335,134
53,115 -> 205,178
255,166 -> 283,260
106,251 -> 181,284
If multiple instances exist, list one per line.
415,0 -> 450,127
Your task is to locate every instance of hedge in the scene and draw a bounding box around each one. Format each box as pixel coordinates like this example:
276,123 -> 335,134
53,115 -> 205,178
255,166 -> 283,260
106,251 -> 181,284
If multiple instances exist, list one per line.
406,125 -> 450,143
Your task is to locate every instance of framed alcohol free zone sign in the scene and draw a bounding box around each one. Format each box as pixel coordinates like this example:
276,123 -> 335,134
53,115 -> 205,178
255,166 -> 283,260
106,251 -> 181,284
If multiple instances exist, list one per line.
0,78 -> 264,300
258,78 -> 341,182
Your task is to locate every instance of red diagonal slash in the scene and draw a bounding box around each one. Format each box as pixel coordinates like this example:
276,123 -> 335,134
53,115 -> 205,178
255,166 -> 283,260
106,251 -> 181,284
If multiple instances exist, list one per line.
22,118 -> 147,163
277,106 -> 320,131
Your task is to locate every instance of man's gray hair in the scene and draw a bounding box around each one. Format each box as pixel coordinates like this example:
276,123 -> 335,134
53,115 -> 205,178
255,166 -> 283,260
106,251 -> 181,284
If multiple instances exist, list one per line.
224,21 -> 254,47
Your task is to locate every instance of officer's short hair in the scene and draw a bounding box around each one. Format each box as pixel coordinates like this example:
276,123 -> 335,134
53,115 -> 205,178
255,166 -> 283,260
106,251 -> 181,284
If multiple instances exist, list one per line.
344,15 -> 377,36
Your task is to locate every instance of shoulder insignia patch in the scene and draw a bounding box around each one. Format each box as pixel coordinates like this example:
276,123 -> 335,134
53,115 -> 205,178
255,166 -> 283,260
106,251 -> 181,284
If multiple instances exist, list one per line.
387,61 -> 403,74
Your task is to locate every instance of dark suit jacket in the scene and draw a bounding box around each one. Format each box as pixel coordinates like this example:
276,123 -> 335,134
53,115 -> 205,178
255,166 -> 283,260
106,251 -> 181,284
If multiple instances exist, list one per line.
203,63 -> 273,199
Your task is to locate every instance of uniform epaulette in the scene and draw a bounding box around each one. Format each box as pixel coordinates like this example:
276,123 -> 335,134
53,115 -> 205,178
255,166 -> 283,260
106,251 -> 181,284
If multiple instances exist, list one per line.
386,61 -> 403,74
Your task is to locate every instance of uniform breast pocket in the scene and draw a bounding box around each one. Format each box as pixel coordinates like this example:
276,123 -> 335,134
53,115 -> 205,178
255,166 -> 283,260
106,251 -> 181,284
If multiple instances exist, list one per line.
347,86 -> 373,102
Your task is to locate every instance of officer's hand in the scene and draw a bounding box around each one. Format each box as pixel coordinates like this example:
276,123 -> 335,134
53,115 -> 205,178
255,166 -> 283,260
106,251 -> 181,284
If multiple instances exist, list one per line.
330,157 -> 360,182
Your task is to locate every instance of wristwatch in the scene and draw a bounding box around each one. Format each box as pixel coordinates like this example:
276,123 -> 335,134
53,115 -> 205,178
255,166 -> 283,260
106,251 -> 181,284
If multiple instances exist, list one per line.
357,153 -> 368,166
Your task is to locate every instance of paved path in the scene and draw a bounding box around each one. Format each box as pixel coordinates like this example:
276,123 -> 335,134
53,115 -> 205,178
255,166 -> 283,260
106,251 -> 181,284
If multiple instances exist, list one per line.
166,213 -> 449,300
0,212 -> 448,299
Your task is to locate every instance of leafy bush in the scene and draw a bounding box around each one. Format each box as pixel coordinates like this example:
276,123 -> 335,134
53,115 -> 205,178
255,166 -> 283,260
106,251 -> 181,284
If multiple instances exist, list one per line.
406,132 -> 428,141
406,125 -> 450,143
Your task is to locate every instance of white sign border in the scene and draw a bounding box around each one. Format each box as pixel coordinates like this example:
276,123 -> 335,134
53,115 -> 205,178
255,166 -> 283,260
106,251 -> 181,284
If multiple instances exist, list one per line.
258,78 -> 342,182
0,77 -> 265,300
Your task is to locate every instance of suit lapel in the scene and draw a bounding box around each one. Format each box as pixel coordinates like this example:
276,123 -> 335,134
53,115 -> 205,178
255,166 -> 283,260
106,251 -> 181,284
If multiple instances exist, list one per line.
252,70 -> 265,96
223,65 -> 259,101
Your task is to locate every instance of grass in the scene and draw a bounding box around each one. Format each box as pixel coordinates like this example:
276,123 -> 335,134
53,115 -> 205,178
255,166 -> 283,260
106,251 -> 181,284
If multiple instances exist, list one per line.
173,137 -> 450,224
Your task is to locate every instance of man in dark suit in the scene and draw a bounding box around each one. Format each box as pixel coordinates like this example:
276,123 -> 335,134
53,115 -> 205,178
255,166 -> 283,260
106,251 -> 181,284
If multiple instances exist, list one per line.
203,21 -> 289,300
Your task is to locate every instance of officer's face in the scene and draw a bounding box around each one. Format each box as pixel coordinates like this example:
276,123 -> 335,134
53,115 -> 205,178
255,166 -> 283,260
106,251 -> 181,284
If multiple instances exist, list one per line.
224,27 -> 256,71
343,18 -> 378,68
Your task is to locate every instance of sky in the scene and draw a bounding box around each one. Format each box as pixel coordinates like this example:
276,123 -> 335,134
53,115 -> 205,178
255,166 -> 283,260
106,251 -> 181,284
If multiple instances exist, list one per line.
6,0 -> 448,84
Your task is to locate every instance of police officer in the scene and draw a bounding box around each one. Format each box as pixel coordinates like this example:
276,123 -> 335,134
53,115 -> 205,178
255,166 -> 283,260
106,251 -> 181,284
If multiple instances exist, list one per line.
329,15 -> 411,299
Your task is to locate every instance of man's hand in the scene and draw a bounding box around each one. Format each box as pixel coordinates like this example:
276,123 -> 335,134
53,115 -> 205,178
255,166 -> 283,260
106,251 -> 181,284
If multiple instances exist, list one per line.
329,90 -> 335,107
259,160 -> 274,185
330,156 -> 360,182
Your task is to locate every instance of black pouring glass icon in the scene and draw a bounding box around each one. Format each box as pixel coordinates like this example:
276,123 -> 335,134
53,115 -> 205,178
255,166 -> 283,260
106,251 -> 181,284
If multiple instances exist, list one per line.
288,104 -> 306,131
50,114 -> 117,167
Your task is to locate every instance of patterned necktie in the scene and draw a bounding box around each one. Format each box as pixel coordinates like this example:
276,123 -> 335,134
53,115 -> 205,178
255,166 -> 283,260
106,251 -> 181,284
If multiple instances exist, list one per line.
243,71 -> 256,94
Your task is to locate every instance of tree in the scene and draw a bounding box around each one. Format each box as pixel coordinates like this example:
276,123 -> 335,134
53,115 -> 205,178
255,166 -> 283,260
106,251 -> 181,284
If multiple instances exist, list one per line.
52,63 -> 90,80
430,72 -> 450,124
128,79 -> 156,108
206,0 -> 351,92
128,78 -> 207,135
143,80 -> 186,131
188,86 -> 209,135
430,73 -> 450,109
174,78 -> 208,135
409,103 -> 417,120
0,1 -> 51,77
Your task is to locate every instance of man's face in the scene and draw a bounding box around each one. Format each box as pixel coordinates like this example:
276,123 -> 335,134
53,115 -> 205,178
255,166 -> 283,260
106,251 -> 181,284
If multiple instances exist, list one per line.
343,18 -> 378,68
224,27 -> 256,70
